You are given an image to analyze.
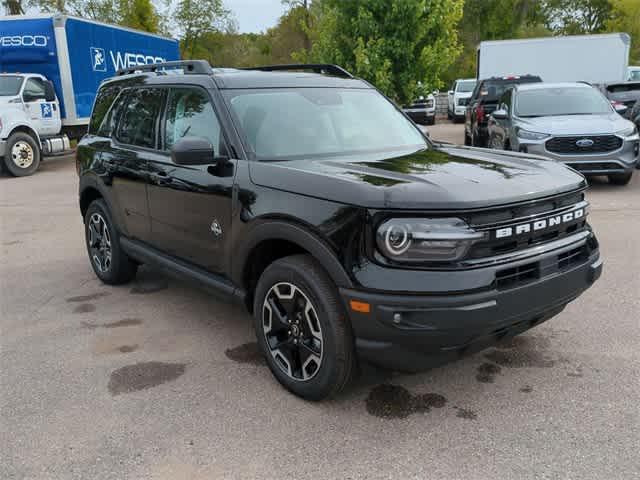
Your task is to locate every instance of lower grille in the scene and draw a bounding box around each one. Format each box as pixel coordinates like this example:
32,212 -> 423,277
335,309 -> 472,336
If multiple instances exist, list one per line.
546,135 -> 622,154
495,246 -> 589,290
566,162 -> 624,172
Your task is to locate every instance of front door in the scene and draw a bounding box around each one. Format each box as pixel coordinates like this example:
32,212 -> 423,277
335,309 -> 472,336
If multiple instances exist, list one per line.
146,86 -> 236,276
22,77 -> 61,137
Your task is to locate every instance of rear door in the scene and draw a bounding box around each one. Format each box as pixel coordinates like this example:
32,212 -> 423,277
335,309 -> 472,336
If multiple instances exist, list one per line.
146,86 -> 236,275
106,87 -> 166,242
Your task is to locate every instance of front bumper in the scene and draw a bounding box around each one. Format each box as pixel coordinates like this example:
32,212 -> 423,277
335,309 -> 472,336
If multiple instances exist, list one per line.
518,137 -> 639,175
454,106 -> 467,118
341,233 -> 601,371
405,109 -> 435,124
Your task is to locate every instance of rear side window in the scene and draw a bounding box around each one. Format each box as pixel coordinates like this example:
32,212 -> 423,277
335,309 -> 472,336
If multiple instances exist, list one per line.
89,84 -> 121,135
115,88 -> 165,149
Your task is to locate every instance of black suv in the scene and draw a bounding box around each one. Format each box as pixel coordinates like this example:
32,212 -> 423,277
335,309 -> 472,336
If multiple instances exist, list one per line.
77,61 -> 602,400
465,75 -> 542,147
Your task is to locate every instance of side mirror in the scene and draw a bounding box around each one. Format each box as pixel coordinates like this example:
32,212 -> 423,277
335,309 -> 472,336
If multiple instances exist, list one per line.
171,137 -> 216,165
492,109 -> 508,120
44,81 -> 56,102
448,90 -> 454,95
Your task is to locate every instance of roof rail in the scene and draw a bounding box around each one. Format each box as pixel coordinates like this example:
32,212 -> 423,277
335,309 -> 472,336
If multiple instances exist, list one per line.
116,60 -> 213,76
244,64 -> 354,79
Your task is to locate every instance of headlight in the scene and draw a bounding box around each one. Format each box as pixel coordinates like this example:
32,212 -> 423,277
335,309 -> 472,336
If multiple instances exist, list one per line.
376,218 -> 487,263
516,128 -> 550,141
616,125 -> 638,138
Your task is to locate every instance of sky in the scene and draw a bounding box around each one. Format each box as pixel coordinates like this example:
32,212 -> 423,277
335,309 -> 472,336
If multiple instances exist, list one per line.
225,0 -> 288,33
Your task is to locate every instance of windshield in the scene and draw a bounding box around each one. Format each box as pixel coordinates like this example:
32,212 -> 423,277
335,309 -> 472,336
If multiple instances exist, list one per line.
457,80 -> 476,93
225,88 -> 427,160
0,76 -> 23,96
515,87 -> 613,117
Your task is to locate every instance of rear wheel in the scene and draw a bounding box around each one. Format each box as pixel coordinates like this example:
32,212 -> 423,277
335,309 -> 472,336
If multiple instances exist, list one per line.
253,254 -> 356,400
3,132 -> 40,177
84,199 -> 138,284
608,172 -> 633,185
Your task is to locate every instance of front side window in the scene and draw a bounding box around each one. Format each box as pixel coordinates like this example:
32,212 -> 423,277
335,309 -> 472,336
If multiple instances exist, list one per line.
164,88 -> 222,152
515,87 -> 613,117
0,76 -> 24,96
23,78 -> 46,101
115,88 -> 164,149
225,88 -> 426,160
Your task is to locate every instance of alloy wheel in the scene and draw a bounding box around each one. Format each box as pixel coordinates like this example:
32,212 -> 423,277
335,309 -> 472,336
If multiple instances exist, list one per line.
88,213 -> 112,273
262,282 -> 323,381
11,141 -> 34,169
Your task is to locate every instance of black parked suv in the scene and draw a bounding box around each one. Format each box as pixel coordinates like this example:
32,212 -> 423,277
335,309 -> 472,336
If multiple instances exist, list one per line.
77,61 -> 602,400
465,75 -> 542,147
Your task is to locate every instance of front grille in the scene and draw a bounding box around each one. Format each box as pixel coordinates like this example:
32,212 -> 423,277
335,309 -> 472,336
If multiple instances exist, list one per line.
458,98 -> 468,106
546,135 -> 622,154
495,245 -> 589,290
465,191 -> 588,260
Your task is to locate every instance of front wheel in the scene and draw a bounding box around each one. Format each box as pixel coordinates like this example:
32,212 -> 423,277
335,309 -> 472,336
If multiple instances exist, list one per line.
608,172 -> 633,185
3,132 -> 41,177
84,199 -> 138,284
253,255 -> 356,400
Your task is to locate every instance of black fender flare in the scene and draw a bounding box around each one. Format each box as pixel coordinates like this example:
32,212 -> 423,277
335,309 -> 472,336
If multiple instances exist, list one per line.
232,220 -> 354,290
79,174 -> 126,234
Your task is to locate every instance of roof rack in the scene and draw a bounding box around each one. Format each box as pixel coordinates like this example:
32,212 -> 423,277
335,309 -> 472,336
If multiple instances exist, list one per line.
244,64 -> 354,79
116,60 -> 213,76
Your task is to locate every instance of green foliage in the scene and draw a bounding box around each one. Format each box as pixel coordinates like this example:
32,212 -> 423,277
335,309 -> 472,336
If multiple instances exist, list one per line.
175,0 -> 234,58
306,0 -> 464,104
606,0 -> 640,64
541,0 -> 611,34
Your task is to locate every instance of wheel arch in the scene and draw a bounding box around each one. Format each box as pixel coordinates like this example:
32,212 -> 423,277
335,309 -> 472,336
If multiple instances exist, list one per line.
7,124 -> 42,148
234,220 -> 354,312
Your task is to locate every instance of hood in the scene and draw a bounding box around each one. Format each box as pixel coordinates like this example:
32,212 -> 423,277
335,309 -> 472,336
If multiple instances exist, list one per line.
518,113 -> 631,136
454,91 -> 473,100
249,146 -> 586,210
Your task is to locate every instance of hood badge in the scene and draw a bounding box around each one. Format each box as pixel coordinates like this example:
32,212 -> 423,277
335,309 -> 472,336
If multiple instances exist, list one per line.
210,220 -> 223,237
576,138 -> 594,148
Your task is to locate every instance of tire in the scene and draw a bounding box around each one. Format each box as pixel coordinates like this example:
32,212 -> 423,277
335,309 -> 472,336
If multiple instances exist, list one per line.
3,132 -> 41,177
84,199 -> 138,285
608,172 -> 633,185
253,254 -> 356,400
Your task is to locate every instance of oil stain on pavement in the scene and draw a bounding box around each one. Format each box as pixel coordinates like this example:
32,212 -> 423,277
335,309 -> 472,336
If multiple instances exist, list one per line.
73,303 -> 96,314
82,318 -> 143,329
484,335 -> 555,368
366,384 -> 447,419
108,362 -> 186,395
225,342 -> 265,365
67,292 -> 111,303
476,363 -> 501,383
116,344 -> 139,353
455,407 -> 478,420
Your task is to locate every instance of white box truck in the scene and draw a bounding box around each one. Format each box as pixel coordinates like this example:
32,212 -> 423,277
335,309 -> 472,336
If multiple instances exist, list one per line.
0,14 -> 179,176
477,33 -> 630,84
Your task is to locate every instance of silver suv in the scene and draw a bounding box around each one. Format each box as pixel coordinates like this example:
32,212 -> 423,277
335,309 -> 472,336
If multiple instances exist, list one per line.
487,82 -> 639,185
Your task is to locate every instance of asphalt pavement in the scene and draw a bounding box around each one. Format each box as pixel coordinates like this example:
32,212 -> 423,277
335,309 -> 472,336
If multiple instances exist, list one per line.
1,123 -> 638,479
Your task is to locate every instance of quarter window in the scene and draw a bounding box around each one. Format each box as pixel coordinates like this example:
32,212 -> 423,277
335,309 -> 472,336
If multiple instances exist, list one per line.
115,88 -> 165,149
164,88 -> 223,154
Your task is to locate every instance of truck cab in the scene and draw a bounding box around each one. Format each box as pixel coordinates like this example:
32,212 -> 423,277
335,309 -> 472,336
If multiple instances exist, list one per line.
0,73 -> 70,176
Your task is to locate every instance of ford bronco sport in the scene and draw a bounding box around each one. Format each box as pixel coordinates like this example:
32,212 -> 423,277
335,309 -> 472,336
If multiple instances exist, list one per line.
77,61 -> 602,400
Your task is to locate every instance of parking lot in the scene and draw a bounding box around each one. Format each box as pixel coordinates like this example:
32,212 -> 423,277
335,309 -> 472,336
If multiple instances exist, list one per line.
1,122 -> 638,479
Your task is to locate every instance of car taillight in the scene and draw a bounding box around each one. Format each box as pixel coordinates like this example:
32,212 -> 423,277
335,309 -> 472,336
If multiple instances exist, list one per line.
476,104 -> 485,123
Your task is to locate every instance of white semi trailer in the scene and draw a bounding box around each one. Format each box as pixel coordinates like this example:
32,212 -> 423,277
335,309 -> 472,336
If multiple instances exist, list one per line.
477,33 -> 631,84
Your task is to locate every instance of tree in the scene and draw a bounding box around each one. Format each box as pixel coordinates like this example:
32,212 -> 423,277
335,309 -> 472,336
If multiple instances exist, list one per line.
118,0 -> 160,32
174,0 -> 234,58
541,0 -> 611,34
606,0 -> 640,64
3,0 -> 24,14
307,0 -> 464,104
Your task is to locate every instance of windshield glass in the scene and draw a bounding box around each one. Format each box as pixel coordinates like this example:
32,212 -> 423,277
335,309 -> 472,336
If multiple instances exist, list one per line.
457,80 -> 476,93
0,76 -> 23,96
225,88 -> 426,160
515,87 -> 612,117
